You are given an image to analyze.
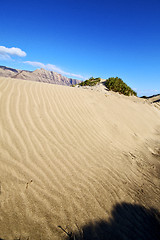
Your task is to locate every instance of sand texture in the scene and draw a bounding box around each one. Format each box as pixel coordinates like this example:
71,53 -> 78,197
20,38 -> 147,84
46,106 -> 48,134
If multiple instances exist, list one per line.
0,77 -> 160,239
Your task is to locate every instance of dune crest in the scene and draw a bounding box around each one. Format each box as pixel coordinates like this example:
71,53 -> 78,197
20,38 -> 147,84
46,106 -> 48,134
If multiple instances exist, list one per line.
0,77 -> 160,239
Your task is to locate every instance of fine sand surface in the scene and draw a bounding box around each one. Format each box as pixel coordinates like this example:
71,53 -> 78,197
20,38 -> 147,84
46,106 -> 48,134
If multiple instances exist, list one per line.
0,77 -> 160,239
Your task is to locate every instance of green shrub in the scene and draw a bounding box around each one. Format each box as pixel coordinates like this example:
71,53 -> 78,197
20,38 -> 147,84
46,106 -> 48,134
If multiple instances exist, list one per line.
105,77 -> 137,96
79,77 -> 101,87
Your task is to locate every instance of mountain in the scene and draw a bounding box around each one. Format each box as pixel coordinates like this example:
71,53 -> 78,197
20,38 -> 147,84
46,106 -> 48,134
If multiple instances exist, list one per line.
141,94 -> 160,110
0,65 -> 81,86
145,94 -> 160,103
141,94 -> 160,102
0,65 -> 21,77
141,94 -> 160,103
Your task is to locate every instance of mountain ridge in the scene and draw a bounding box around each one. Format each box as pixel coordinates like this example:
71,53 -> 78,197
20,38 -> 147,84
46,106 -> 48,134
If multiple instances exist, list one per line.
0,65 -> 81,86
141,93 -> 160,103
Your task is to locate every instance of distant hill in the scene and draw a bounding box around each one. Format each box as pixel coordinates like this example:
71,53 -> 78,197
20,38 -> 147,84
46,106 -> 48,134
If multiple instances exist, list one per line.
141,94 -> 160,110
141,94 -> 160,103
0,65 -> 81,86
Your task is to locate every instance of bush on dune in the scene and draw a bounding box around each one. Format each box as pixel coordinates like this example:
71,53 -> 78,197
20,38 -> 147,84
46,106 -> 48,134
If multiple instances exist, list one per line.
79,77 -> 101,87
105,77 -> 137,96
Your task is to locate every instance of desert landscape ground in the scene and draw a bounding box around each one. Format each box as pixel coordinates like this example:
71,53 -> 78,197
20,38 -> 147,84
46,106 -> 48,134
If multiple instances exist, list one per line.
0,77 -> 160,239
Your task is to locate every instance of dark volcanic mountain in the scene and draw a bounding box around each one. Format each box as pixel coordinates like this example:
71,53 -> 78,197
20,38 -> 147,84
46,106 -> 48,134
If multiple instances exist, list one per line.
0,66 -> 81,86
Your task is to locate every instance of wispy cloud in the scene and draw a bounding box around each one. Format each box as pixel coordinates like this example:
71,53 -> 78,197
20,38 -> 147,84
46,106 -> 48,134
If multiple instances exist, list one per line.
0,53 -> 12,60
137,89 -> 159,97
24,61 -> 45,68
0,46 -> 26,60
0,46 -> 84,79
24,61 -> 85,79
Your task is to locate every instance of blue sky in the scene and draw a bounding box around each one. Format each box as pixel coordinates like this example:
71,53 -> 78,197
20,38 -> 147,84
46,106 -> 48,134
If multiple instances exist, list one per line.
0,0 -> 160,96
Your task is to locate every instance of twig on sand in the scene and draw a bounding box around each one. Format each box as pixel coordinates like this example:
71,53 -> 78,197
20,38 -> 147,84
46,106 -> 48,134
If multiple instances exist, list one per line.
58,225 -> 73,238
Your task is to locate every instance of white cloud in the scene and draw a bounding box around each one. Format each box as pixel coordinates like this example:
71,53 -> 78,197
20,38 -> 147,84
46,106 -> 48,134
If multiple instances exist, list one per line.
0,46 -> 26,60
0,46 -> 84,79
24,61 -> 85,79
0,54 -> 12,60
139,89 -> 159,94
24,61 -> 45,68
137,89 -> 160,97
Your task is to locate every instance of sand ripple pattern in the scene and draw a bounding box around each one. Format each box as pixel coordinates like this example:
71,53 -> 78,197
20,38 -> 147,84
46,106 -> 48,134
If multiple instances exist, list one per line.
0,77 -> 160,239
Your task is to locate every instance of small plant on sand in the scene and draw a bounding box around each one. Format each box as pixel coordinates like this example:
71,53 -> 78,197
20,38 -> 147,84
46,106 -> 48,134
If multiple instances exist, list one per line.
79,77 -> 101,87
105,77 -> 137,96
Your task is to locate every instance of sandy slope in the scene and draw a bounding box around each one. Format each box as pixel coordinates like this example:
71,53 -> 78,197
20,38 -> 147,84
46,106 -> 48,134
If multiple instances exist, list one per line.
0,77 -> 160,239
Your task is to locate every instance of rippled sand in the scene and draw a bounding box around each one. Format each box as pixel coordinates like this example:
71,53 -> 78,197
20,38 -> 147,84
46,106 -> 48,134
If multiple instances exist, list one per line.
0,77 -> 160,239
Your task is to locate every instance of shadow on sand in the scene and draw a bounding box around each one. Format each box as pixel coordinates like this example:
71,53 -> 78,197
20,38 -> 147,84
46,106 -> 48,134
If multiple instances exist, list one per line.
66,202 -> 160,240
1,203 -> 160,240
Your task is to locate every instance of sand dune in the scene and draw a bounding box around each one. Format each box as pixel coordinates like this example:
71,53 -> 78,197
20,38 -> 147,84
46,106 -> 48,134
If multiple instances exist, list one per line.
0,77 -> 160,239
